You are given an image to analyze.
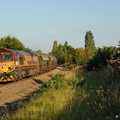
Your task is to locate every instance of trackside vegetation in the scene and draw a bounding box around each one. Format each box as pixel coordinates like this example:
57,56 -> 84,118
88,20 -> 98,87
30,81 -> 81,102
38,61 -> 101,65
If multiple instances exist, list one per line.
11,66 -> 120,120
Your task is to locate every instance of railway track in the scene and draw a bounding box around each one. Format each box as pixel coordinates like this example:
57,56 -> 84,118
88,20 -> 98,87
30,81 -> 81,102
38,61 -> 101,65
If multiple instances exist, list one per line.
0,78 -> 27,87
0,68 -> 60,104
0,65 -> 79,88
0,72 -> 47,88
0,65 -> 63,88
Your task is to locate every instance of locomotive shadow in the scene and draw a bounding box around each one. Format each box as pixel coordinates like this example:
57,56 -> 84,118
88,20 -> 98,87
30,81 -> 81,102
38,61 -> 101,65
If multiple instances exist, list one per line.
0,81 -> 11,84
32,78 -> 44,85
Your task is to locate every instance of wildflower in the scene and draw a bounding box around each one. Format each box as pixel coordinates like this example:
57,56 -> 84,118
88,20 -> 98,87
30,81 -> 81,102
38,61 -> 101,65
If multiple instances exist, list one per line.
115,115 -> 119,118
96,90 -> 104,93
86,102 -> 90,105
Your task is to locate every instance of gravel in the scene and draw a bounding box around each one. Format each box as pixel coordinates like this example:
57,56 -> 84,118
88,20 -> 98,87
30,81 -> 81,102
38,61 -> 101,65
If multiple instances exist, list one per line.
0,68 -> 60,107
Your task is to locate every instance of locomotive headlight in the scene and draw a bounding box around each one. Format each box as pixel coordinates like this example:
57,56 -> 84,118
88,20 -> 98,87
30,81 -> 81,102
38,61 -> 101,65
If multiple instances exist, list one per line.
8,66 -> 14,69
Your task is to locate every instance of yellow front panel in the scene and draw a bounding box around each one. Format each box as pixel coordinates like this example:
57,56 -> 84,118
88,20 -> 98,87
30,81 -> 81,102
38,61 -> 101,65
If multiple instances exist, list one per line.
0,61 -> 15,73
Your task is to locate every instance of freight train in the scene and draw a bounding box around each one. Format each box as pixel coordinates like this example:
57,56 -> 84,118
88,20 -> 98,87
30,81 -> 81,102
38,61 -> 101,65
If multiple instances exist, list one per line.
0,48 -> 57,82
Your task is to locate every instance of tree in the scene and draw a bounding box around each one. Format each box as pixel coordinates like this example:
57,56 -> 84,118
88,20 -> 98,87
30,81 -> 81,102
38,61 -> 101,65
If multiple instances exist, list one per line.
51,41 -> 75,64
86,46 -> 117,70
0,35 -> 25,50
56,44 -> 65,64
65,45 -> 75,63
52,40 -> 58,54
85,30 -> 96,51
74,48 -> 85,65
34,49 -> 42,55
24,47 -> 33,52
64,41 -> 68,46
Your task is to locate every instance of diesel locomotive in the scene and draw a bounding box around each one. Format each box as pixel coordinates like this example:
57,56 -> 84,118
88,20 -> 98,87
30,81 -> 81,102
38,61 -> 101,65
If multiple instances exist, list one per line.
0,48 -> 57,82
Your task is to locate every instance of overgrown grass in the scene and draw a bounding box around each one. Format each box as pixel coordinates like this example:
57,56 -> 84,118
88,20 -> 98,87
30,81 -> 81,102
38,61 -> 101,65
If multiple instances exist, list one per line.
75,68 -> 120,120
11,68 -> 120,120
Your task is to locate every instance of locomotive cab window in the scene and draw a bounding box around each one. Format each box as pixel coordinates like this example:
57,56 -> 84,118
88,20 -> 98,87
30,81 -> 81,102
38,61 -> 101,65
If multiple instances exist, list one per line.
4,54 -> 12,61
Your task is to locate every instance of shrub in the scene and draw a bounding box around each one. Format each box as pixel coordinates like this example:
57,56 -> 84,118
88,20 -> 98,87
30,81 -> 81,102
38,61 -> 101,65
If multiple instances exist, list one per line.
86,47 -> 117,70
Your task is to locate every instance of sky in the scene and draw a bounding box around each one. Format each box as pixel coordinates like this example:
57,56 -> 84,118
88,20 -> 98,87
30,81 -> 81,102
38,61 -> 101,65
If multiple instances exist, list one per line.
0,0 -> 120,53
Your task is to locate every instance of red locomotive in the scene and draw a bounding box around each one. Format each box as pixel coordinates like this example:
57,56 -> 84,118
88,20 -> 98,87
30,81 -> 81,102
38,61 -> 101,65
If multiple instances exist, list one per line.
0,48 -> 57,82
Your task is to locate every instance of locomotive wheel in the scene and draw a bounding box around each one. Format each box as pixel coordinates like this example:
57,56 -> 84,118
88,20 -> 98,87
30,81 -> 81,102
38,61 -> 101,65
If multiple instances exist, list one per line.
19,74 -> 23,80
22,71 -> 27,78
13,75 -> 19,81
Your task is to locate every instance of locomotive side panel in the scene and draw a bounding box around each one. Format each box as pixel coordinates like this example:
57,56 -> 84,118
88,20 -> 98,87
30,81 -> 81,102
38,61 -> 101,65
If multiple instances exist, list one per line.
13,51 -> 40,80
14,51 -> 39,66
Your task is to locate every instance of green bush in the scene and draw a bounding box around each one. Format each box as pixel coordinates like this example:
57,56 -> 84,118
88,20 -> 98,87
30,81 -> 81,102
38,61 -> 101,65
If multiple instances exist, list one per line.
86,47 -> 117,70
39,74 -> 68,92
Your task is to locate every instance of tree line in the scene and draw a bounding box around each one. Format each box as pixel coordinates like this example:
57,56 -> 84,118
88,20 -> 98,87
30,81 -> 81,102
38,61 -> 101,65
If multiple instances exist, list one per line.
0,31 -> 117,70
51,31 -> 117,70
0,35 -> 42,53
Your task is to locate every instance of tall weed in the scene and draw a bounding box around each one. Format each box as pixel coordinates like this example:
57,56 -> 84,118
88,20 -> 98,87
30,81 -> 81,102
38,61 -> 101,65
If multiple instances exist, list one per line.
75,68 -> 120,119
11,68 -> 120,120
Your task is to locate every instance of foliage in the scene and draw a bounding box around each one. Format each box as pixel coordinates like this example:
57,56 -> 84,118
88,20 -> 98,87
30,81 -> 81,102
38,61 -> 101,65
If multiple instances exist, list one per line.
24,47 -> 33,52
57,44 -> 68,64
0,35 -> 39,53
84,47 -> 95,63
85,30 -> 96,52
64,41 -> 68,46
66,45 -> 75,63
40,74 -> 68,92
74,48 -> 85,65
51,31 -> 97,65
86,46 -> 117,70
76,68 -> 120,120
34,49 -> 42,55
0,35 -> 26,50
11,68 -> 120,120
11,69 -> 80,120
51,41 -> 75,64
52,40 -> 59,55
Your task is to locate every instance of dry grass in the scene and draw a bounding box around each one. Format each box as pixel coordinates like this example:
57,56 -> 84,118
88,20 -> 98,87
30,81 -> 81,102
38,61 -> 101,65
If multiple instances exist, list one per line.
11,67 -> 120,120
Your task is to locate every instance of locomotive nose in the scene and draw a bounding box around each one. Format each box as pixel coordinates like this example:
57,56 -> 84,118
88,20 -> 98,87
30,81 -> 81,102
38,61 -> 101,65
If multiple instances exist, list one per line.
0,64 -> 7,73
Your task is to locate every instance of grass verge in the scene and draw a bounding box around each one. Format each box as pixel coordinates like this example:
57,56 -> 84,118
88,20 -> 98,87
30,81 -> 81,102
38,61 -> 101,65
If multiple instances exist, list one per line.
11,67 -> 120,120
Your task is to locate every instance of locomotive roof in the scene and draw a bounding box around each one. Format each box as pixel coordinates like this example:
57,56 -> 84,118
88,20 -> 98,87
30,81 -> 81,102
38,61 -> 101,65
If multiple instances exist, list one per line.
0,48 -> 57,61
0,48 -> 37,56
